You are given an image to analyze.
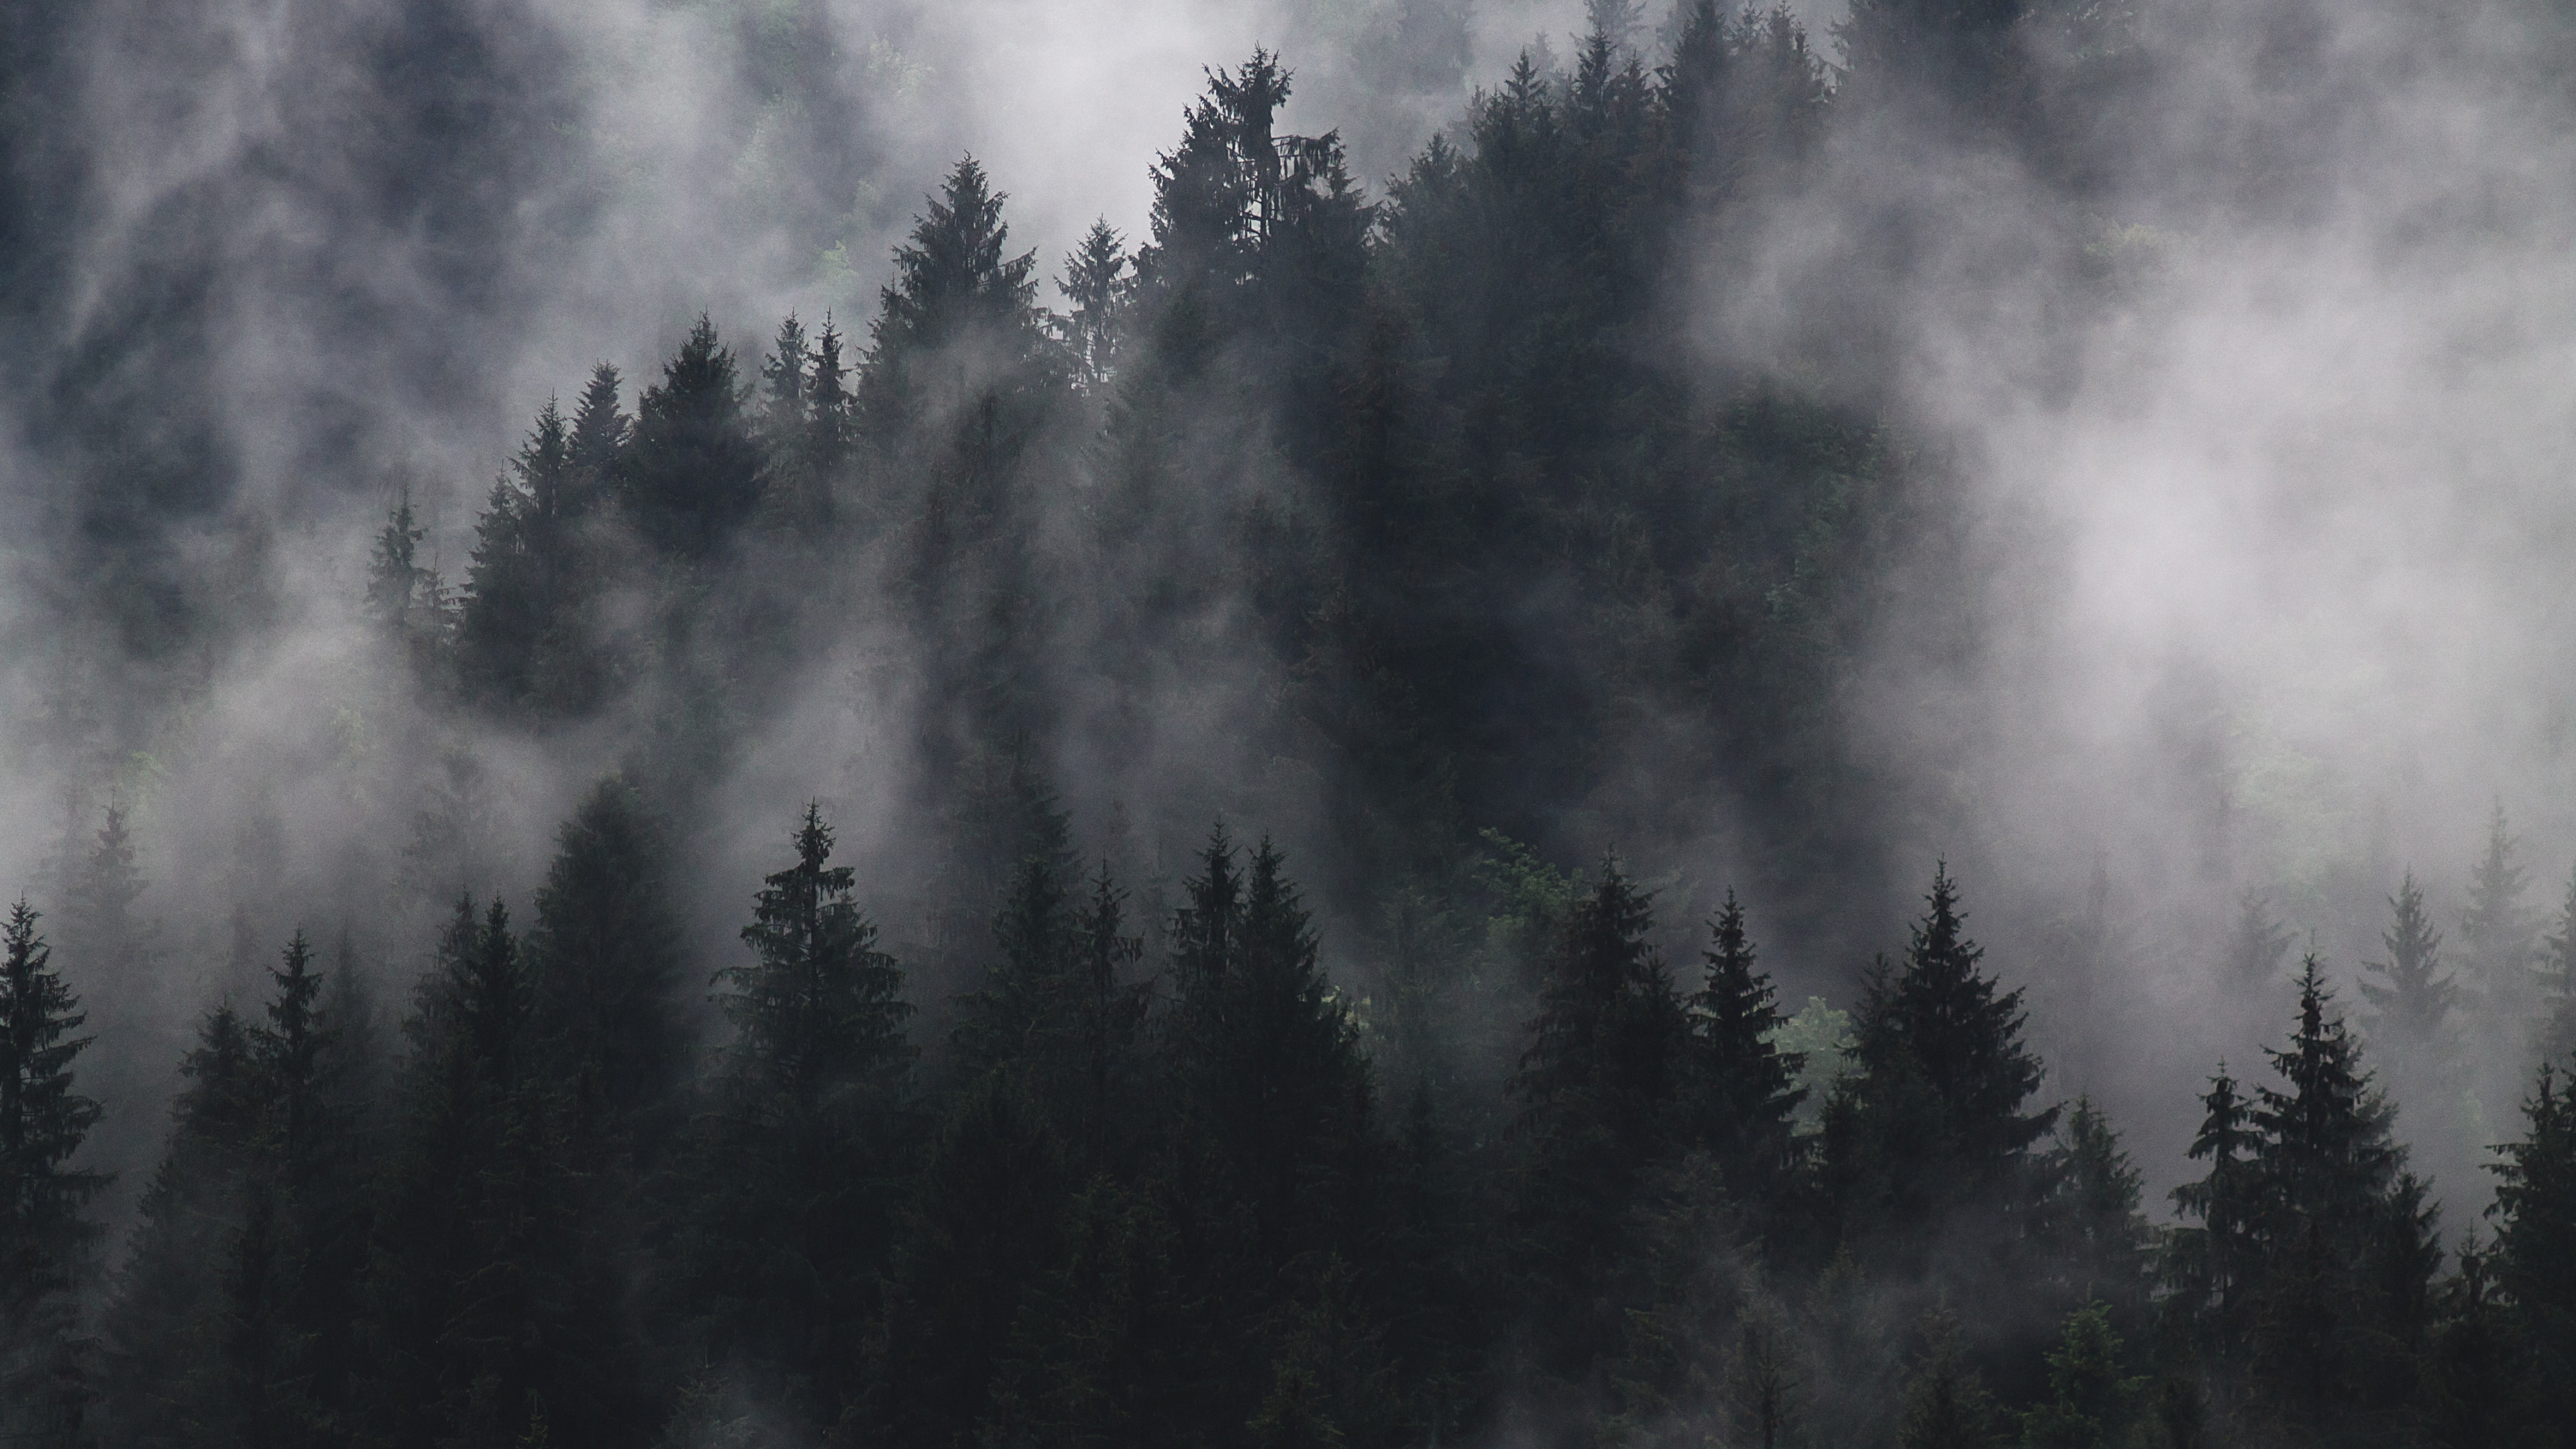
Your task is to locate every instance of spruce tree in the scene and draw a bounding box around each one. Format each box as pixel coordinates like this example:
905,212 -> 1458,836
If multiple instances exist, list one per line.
1822,864 -> 2055,1271
2491,1063 -> 2576,1437
1508,855 -> 1691,1387
2540,865 -> 2576,1068
2240,956 -> 2432,1438
805,315 -> 851,471
2459,802 -> 2539,1018
1686,890 -> 1805,1218
629,313 -> 763,557
2168,1066 -> 2256,1344
2016,1302 -> 2143,1449
2359,871 -> 2455,1051
1057,219 -> 1128,392
2222,889 -> 2292,988
568,361 -> 631,484
101,1003 -> 264,1449
684,804 -> 913,1428
527,777 -> 687,1157
2053,1097 -> 2148,1316
0,900 -> 106,1448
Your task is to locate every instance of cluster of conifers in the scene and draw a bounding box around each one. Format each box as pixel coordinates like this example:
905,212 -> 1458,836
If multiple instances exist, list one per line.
5,786 -> 2575,1448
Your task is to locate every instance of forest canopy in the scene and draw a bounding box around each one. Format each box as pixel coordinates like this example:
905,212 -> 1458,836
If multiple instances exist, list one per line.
7,1 -> 2576,1447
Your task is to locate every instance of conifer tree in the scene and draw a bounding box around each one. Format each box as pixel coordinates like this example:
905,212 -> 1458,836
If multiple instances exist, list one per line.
101,1003 -> 264,1449
684,804 -> 913,1428
2540,865 -> 2576,1068
365,487 -> 451,667
1509,855 -> 1691,1387
2016,1302 -> 2143,1449
2169,1066 -> 2256,1342
1,902 -> 106,1447
2459,802 -> 2539,1017
861,156 -> 1049,439
527,777 -> 687,1157
1822,864 -> 2055,1269
1177,835 -> 1376,1255
2360,871 -> 2455,1051
358,898 -> 635,1448
460,396 -> 608,712
1686,890 -> 1805,1217
1897,1309 -> 2000,1449
2222,889 -> 2292,988
2492,1063 -> 2576,1436
2053,1097 -> 2148,1315
2240,956 -> 2432,1438
568,361 -> 630,485
804,315 -> 852,488
1057,219 -> 1129,392
629,313 -> 763,557
56,802 -> 160,1207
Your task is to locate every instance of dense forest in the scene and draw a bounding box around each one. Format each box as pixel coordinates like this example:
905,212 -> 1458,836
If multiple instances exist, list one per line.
8,0 -> 2576,1445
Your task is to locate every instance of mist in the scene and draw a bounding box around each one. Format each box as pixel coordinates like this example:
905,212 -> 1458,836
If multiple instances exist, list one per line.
5,1 -> 2576,1446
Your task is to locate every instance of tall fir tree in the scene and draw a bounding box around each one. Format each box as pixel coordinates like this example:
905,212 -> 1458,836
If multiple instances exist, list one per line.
2360,871 -> 2455,1051
527,777 -> 688,1159
1508,855 -> 1693,1393
2491,1063 -> 2576,1440
1686,890 -> 1805,1221
1822,863 -> 2056,1275
2459,802 -> 2540,1018
0,900 -> 107,1449
628,313 -> 764,557
682,804 -> 914,1428
2239,956 -> 2434,1440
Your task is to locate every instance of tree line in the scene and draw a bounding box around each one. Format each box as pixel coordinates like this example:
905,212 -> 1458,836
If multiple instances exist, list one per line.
10,793 -> 2576,1446
15,2 -> 2576,1446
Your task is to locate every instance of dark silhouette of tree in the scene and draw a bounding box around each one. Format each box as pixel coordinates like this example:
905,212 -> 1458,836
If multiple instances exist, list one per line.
0,901 -> 107,1448
682,804 -> 914,1429
1687,890 -> 1805,1220
628,313 -> 763,557
2360,871 -> 2455,1051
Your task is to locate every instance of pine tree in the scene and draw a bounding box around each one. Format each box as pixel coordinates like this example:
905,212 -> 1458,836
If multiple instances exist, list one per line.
0,900 -> 107,1448
2359,871 -> 2455,1051
527,777 -> 688,1157
1057,219 -> 1128,392
2240,956 -> 2431,1439
684,804 -> 913,1428
2016,1302 -> 2143,1449
2541,865 -> 2576,1069
2169,1066 -> 2256,1342
567,362 -> 629,502
2222,889 -> 2293,988
1686,890 -> 1805,1218
1898,1309 -> 2000,1449
629,313 -> 763,557
2491,1063 -> 2576,1438
2053,1097 -> 2148,1314
101,1003 -> 265,1449
1822,864 -> 2055,1270
1508,854 -> 1692,1387
2459,802 -> 2539,1018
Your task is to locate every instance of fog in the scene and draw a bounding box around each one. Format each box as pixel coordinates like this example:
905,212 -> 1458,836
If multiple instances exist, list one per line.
7,0 -> 2576,1381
